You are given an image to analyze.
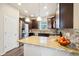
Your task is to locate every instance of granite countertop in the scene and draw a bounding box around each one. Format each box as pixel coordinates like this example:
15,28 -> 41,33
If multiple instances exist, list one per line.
18,36 -> 79,54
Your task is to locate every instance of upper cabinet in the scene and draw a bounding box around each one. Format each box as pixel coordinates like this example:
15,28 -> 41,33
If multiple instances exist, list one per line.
59,3 -> 73,28
29,19 -> 38,29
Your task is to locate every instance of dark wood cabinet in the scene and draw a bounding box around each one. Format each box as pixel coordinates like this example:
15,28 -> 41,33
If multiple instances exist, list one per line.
48,16 -> 56,29
59,3 -> 73,28
29,20 -> 38,29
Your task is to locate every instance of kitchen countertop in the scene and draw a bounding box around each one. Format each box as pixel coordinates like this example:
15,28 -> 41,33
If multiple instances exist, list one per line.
18,36 -> 79,54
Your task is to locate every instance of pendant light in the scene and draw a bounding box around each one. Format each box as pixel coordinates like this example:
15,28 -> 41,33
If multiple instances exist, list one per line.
37,16 -> 42,21
37,3 -> 42,21
25,17 -> 30,22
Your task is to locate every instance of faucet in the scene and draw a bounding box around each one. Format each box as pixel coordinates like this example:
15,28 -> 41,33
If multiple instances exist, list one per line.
55,28 -> 62,36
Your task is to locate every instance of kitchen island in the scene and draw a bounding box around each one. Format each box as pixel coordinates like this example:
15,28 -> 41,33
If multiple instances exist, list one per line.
18,36 -> 79,56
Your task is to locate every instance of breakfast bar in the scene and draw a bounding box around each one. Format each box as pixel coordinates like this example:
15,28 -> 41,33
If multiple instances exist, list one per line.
18,36 -> 79,56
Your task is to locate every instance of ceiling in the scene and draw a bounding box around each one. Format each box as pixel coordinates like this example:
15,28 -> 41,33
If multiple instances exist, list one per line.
10,3 -> 58,18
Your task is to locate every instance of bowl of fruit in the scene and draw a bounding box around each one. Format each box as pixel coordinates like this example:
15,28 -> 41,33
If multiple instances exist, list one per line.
58,36 -> 71,46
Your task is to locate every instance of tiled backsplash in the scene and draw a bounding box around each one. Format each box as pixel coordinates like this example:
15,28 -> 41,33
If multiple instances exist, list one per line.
59,29 -> 79,43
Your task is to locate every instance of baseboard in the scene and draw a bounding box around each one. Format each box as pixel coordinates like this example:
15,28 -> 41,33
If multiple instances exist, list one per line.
0,45 -> 19,56
0,52 -> 6,56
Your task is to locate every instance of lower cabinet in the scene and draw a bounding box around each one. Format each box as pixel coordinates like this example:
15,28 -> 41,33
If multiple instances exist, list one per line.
24,44 -> 79,56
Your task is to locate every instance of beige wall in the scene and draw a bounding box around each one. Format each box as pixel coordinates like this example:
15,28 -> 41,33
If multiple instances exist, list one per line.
1,4 -> 19,17
74,3 -> 79,29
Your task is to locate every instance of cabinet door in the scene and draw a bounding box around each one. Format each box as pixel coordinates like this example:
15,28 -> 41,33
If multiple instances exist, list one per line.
59,3 -> 73,28
4,16 -> 19,52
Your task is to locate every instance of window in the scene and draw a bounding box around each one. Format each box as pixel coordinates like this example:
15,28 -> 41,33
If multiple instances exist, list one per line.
39,21 -> 48,30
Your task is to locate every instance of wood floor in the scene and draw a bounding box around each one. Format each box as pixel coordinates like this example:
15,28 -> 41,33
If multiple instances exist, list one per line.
2,46 -> 24,56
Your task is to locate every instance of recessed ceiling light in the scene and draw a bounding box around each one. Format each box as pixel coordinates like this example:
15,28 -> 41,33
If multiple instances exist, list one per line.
44,6 -> 47,9
24,10 -> 28,13
31,14 -> 34,17
18,3 -> 21,6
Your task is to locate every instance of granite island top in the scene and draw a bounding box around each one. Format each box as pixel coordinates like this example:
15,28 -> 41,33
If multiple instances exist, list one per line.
18,36 -> 79,54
